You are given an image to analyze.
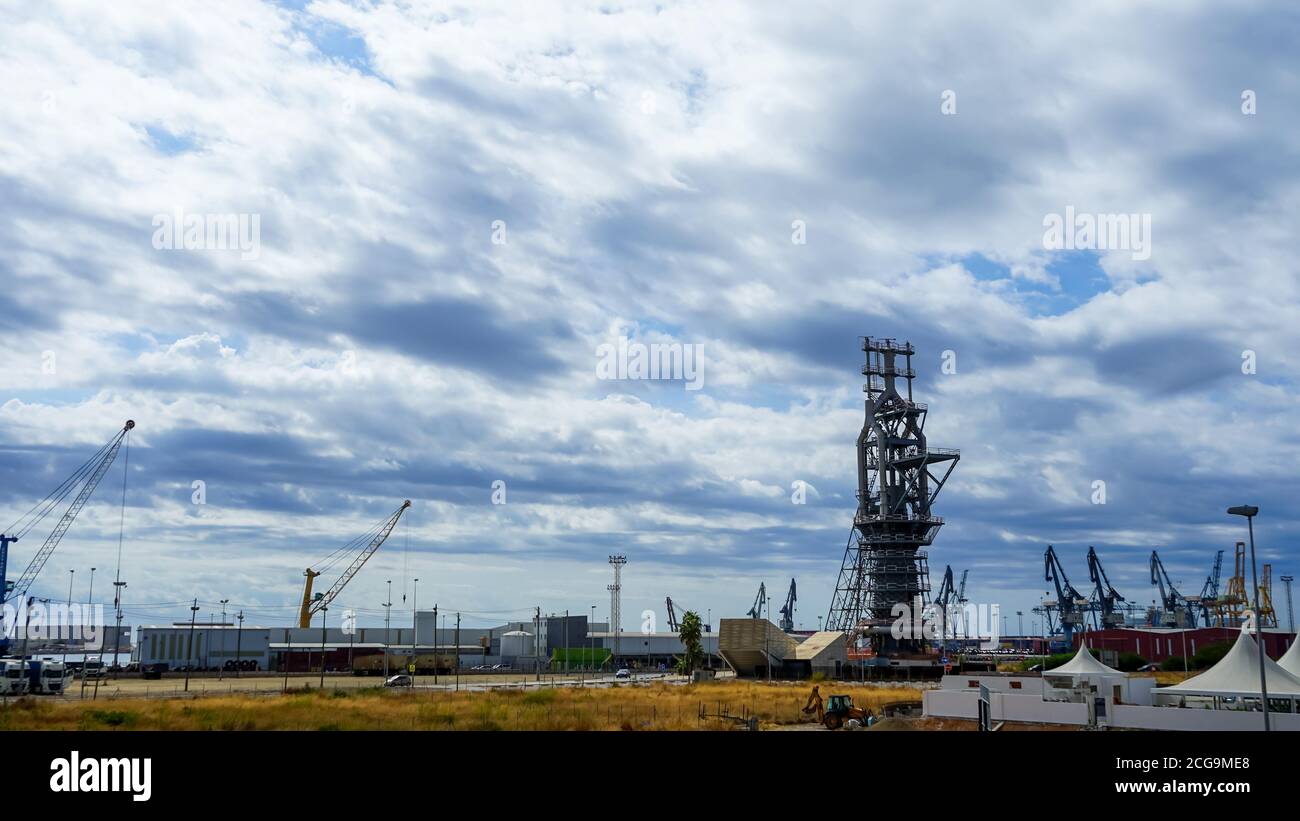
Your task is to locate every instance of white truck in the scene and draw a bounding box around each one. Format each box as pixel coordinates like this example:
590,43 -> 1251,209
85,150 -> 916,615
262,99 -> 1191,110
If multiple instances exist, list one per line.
2,660 -> 29,695
26,659 -> 71,695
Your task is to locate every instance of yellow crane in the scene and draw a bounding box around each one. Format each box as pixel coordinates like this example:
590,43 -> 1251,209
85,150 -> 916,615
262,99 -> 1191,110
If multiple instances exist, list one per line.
298,500 -> 411,628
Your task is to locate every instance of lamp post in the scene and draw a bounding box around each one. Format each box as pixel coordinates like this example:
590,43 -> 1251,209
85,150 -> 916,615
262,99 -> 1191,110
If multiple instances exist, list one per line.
319,605 -> 328,690
383,580 -> 392,680
183,599 -> 198,693
1228,504 -> 1269,732
235,610 -> 244,677
218,598 -> 229,680
411,578 -> 419,686
1281,576 -> 1295,634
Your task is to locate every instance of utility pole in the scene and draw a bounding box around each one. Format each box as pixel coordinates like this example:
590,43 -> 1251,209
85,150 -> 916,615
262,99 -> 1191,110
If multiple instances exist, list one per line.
411,578 -> 419,685
62,569 -> 74,675
110,581 -> 127,680
608,555 -> 626,665
235,611 -> 244,677
590,605 -> 596,674
80,567 -> 95,699
217,598 -> 229,680
535,606 -> 541,682
455,612 -> 461,692
432,602 -> 438,686
383,580 -> 392,679
319,605 -> 328,689
183,599 -> 198,693
564,609 -> 569,674
283,627 -> 291,692
1282,576 -> 1296,634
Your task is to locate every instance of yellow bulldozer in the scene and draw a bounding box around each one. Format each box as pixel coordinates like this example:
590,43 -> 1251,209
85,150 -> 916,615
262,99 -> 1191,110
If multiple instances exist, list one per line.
802,685 -> 875,730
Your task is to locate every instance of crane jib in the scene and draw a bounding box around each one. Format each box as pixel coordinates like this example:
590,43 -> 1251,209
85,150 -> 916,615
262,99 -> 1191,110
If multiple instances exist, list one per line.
0,422 -> 133,609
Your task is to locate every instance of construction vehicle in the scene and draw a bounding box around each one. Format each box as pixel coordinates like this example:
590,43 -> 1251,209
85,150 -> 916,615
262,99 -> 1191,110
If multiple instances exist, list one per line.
1044,545 -> 1087,643
1086,546 -> 1126,628
777,578 -> 796,632
1150,550 -> 1196,628
298,500 -> 411,628
0,421 -> 134,651
802,685 -> 874,730
746,582 -> 767,619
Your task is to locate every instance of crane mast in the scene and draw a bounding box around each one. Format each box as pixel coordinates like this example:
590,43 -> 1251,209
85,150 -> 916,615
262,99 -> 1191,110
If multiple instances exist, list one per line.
1044,545 -> 1086,643
298,500 -> 411,628
746,582 -> 767,619
1150,550 -> 1196,628
1086,546 -> 1126,628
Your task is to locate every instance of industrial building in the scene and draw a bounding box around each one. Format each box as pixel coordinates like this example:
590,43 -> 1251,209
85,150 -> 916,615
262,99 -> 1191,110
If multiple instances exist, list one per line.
717,618 -> 848,679
1072,626 -> 1294,663
133,614 -> 720,673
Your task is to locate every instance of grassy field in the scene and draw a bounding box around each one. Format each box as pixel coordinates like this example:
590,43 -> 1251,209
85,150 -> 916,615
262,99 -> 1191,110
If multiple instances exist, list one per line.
0,680 -> 925,731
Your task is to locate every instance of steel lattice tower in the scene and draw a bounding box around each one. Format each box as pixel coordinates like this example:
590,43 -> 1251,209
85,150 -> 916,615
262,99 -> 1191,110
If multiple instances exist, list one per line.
607,554 -> 626,660
825,338 -> 959,653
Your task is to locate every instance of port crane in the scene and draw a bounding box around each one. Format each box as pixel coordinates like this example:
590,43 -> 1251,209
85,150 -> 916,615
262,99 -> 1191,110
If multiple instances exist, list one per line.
933,565 -> 956,653
954,569 -> 969,640
777,578 -> 797,632
298,500 -> 411,628
1150,550 -> 1196,628
746,582 -> 767,619
1044,545 -> 1087,643
1086,546 -> 1126,628
1197,549 -> 1224,626
0,421 -> 135,651
665,597 -> 710,632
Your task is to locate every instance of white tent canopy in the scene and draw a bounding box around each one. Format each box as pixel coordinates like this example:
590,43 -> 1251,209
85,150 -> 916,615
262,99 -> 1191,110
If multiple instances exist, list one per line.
1045,643 -> 1123,677
1157,629 -> 1300,697
1278,637 -> 1300,679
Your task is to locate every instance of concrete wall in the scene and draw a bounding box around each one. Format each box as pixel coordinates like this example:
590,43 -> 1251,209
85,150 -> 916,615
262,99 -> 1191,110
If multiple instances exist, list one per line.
924,689 -> 1089,725
1110,704 -> 1300,731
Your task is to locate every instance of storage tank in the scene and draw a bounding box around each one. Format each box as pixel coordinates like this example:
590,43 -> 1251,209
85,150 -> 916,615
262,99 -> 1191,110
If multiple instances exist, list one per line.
500,630 -> 533,662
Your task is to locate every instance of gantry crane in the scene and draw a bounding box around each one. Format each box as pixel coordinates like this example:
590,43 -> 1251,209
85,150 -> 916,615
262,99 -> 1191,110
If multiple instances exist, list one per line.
298,500 -> 411,628
1150,550 -> 1196,628
778,578 -> 797,632
954,569 -> 970,640
1086,546 -> 1126,628
1044,545 -> 1087,643
1214,542 -> 1249,627
0,421 -> 135,651
1259,564 -> 1278,628
746,582 -> 768,619
1197,549 -> 1224,627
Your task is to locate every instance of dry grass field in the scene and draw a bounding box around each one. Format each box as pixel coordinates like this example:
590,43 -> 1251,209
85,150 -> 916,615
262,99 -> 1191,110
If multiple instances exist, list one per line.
0,679 -> 925,731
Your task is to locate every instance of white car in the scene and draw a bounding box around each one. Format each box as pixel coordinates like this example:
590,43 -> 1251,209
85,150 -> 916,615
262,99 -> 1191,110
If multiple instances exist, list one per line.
615,668 -> 631,679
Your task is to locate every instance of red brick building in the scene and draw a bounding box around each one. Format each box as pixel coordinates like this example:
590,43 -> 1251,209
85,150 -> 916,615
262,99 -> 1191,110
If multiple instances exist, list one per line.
1073,627 -> 1295,662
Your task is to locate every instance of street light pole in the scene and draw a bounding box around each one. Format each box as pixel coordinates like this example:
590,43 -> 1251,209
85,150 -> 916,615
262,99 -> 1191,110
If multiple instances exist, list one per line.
183,599 -> 198,693
218,598 -> 229,680
235,610 -> 244,677
1281,576 -> 1296,634
383,580 -> 392,680
1228,505 -> 1269,732
319,605 -> 328,689
411,578 -> 419,686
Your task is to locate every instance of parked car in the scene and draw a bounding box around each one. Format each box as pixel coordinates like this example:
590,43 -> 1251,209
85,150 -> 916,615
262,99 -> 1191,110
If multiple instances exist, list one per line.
384,674 -> 412,687
615,668 -> 631,679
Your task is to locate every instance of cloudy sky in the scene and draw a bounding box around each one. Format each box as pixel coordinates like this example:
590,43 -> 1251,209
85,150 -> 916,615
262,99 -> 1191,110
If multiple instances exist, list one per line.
1,1 -> 1297,635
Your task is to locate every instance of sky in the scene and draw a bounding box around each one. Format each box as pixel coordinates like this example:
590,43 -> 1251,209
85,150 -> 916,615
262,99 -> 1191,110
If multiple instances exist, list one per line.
1,1 -> 1298,636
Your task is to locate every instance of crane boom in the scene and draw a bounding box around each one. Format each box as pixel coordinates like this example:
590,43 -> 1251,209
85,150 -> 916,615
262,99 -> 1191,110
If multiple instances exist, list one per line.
299,500 -> 411,628
778,578 -> 797,632
3,421 -> 134,607
1044,545 -> 1086,642
747,582 -> 767,619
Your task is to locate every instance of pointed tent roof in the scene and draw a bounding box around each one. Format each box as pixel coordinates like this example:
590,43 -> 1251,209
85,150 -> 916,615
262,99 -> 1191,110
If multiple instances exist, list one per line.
1278,638 -> 1300,679
1046,643 -> 1123,677
1158,629 -> 1300,697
